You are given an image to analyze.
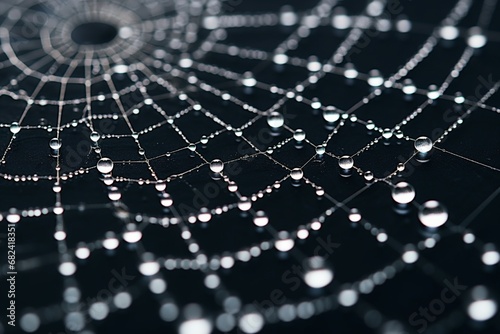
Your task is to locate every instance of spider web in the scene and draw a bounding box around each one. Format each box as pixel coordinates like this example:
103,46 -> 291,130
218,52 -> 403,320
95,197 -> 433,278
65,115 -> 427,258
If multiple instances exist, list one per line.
0,0 -> 499,333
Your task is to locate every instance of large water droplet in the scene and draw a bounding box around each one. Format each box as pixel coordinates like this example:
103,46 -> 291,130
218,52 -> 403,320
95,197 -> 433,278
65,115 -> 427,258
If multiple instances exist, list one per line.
338,156 -> 354,169
323,109 -> 340,123
290,168 -> 303,180
49,138 -> 62,150
97,158 -> 114,174
467,286 -> 497,321
391,182 -> 415,204
267,112 -> 284,128
293,129 -> 306,142
238,197 -> 251,211
210,159 -> 224,173
10,122 -> 21,134
414,137 -> 433,153
303,257 -> 334,288
253,211 -> 269,227
418,200 -> 448,228
90,131 -> 100,142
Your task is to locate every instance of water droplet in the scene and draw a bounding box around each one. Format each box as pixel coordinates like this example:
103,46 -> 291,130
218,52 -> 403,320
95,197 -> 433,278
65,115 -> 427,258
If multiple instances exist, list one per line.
439,25 -> 459,40
198,208 -> 212,222
427,84 -> 440,99
228,181 -> 238,192
366,120 -> 375,130
402,246 -> 419,263
468,286 -> 497,321
242,72 -> 257,87
368,69 -> 384,87
53,183 -> 62,193
467,27 -> 487,48
482,244 -> 499,266
273,53 -> 288,65
238,197 -> 251,211
253,211 -> 268,227
108,187 -> 121,201
155,182 -> 167,192
364,171 -> 374,181
161,193 -> 173,207
454,92 -> 465,104
267,112 -> 284,128
210,159 -> 224,173
414,137 -> 433,153
402,79 -> 417,95
323,108 -> 340,123
307,56 -> 321,72
90,132 -> 100,142
338,156 -> 354,169
338,289 -> 358,307
49,138 -> 61,150
20,313 -> 40,333
89,302 -> 109,320
139,256 -> 160,276
6,211 -> 20,223
114,292 -> 132,309
343,63 -> 358,79
418,201 -> 448,228
290,168 -> 303,180
303,257 -> 334,288
293,129 -> 306,142
10,122 -> 21,134
59,261 -> 77,276
463,232 -> 475,244
316,145 -> 326,155
382,128 -> 393,139
123,230 -> 142,243
97,158 -> 114,174
103,175 -> 114,185
348,208 -> 361,222
75,246 -> 90,259
238,312 -> 263,334
103,233 -> 119,250
275,232 -> 294,252
391,182 -> 415,204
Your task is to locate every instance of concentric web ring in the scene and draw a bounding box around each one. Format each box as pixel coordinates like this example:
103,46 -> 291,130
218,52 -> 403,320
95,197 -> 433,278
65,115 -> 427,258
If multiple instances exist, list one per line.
0,0 -> 499,333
